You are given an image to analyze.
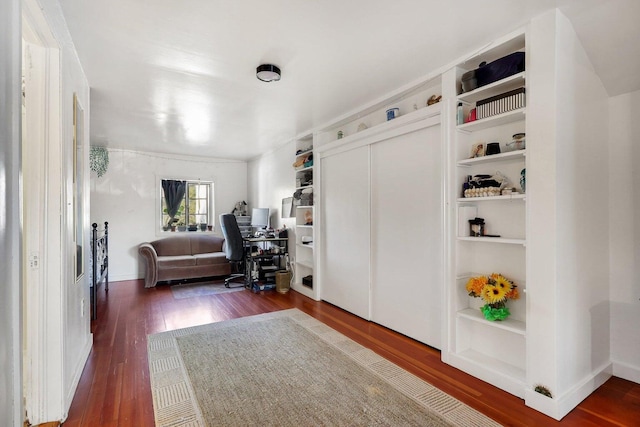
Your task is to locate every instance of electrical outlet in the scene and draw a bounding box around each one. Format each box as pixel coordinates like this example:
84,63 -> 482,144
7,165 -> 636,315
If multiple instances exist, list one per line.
29,252 -> 39,269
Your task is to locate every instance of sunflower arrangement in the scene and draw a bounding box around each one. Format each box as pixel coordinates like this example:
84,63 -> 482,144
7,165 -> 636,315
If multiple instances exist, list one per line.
466,273 -> 520,321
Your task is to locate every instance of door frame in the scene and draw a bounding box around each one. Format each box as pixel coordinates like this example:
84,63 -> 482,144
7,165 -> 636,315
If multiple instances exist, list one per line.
22,0 -> 65,423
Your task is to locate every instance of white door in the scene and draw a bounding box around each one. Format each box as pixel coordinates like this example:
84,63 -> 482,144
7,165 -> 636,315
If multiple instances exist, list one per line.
370,124 -> 442,348
320,146 -> 370,319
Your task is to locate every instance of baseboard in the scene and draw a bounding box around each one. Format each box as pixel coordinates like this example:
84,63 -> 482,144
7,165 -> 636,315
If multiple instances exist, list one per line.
62,334 -> 93,422
109,273 -> 142,282
525,361 -> 612,420
613,359 -> 640,384
444,352 -> 526,399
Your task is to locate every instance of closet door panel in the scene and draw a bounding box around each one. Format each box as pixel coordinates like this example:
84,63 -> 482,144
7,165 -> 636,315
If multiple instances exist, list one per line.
370,124 -> 442,348
319,146 -> 370,319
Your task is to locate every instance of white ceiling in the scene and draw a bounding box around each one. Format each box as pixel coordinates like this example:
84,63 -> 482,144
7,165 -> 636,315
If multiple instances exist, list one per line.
59,0 -> 640,161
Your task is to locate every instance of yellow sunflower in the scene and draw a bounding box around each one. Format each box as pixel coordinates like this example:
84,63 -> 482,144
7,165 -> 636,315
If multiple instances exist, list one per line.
492,274 -> 513,293
466,276 -> 488,297
481,284 -> 507,304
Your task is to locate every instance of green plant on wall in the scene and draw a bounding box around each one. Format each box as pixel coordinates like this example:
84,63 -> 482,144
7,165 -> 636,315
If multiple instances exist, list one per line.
90,146 -> 109,177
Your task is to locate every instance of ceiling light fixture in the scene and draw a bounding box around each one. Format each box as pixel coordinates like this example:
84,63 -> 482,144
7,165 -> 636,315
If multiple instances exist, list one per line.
256,64 -> 281,82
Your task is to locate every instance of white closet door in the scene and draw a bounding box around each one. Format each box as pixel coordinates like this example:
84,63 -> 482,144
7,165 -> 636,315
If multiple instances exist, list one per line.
370,124 -> 442,348
320,146 -> 370,319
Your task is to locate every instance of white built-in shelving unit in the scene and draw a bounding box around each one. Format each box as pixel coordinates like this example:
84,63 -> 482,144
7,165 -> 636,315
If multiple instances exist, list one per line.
281,15 -> 610,420
444,30 -> 529,398
291,134 -> 317,300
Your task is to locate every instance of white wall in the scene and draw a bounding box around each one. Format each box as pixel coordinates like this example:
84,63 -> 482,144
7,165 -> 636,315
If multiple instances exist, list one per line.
554,7 -> 610,398
609,89 -> 640,383
526,9 -> 610,418
247,141 -> 298,234
0,0 -> 22,425
90,149 -> 247,281
59,30 -> 92,427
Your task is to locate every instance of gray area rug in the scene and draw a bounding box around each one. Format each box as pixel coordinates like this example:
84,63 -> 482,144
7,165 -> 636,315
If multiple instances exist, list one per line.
170,281 -> 245,299
147,309 -> 501,426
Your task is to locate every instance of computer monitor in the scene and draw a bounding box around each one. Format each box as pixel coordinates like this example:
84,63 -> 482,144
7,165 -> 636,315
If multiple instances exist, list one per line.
251,208 -> 270,230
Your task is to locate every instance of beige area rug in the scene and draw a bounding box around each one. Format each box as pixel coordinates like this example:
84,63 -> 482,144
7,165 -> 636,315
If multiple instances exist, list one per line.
170,281 -> 245,299
147,309 -> 501,426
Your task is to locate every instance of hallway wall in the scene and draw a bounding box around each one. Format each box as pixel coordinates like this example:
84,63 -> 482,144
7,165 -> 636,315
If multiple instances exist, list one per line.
609,89 -> 640,383
0,0 -> 22,425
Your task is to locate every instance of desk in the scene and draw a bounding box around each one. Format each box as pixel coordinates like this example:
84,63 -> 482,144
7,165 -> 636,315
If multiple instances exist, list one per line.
243,237 -> 289,291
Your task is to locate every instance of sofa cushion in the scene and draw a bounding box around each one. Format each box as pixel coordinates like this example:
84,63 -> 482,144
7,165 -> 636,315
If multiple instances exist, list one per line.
190,235 -> 224,255
152,237 -> 192,257
157,255 -> 197,268
193,252 -> 229,266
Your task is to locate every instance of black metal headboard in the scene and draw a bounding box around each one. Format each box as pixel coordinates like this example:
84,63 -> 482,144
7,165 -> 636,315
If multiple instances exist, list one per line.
91,221 -> 109,320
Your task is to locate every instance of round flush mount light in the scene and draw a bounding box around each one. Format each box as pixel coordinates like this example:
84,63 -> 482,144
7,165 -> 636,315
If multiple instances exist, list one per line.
256,64 -> 281,82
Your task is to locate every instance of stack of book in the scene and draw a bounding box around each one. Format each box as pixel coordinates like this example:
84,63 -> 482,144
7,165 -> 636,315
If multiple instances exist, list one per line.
476,87 -> 525,120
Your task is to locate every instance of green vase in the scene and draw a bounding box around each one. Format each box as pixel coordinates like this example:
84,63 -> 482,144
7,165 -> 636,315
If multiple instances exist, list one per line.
481,303 -> 510,321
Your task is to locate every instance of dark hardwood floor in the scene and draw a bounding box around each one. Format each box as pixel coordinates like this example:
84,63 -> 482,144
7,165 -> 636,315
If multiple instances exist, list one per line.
64,280 -> 640,426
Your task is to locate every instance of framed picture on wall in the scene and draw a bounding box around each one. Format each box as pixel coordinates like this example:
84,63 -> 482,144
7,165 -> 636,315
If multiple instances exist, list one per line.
281,197 -> 294,218
73,93 -> 85,280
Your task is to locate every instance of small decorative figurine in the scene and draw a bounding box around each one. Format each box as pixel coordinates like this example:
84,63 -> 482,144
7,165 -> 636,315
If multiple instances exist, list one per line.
427,95 -> 442,105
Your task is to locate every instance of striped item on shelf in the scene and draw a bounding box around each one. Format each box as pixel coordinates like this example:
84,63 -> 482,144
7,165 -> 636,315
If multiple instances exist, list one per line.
476,87 -> 525,120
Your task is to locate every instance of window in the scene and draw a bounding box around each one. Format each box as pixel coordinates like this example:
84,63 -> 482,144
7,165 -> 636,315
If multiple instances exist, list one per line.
161,180 -> 214,229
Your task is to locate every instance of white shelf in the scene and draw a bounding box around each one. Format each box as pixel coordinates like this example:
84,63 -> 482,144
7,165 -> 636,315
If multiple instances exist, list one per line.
291,282 -> 314,299
457,308 -> 526,335
295,148 -> 313,158
297,243 -> 313,250
456,349 -> 526,384
295,185 -> 313,191
296,205 -> 313,210
457,72 -> 525,104
296,224 -> 313,229
446,350 -> 526,399
458,236 -> 525,245
321,103 -> 442,148
296,260 -> 314,269
457,194 -> 525,202
457,108 -> 525,132
457,149 -> 525,166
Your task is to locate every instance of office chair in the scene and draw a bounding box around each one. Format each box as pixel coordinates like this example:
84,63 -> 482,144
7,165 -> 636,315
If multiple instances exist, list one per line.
219,214 -> 247,288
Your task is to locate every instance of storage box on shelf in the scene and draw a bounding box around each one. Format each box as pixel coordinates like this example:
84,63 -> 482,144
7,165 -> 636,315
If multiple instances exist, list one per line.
445,31 -> 529,398
456,31 -> 526,131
